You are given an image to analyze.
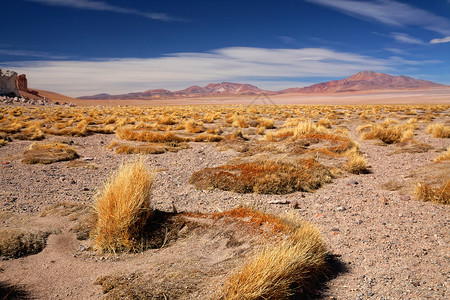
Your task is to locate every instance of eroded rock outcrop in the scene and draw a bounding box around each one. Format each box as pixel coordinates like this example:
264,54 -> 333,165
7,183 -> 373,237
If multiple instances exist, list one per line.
17,74 -> 30,93
0,68 -> 21,97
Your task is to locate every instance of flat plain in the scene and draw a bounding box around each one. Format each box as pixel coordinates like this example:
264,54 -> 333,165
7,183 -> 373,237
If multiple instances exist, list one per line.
0,89 -> 449,299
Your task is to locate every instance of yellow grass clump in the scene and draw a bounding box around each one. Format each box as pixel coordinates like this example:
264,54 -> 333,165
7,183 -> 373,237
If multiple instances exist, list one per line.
345,150 -> 370,174
426,123 -> 450,138
22,142 -> 79,164
116,127 -> 190,143
266,121 -> 327,142
359,119 -> 415,144
92,159 -> 156,252
222,219 -> 327,299
434,147 -> 450,163
257,117 -> 275,129
414,179 -> 450,205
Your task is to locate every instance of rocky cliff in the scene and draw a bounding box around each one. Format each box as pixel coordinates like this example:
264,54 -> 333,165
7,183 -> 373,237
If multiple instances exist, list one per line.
0,69 -> 21,97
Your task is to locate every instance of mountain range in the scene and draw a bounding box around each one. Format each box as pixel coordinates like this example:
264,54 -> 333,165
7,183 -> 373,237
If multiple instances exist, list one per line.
78,71 -> 446,100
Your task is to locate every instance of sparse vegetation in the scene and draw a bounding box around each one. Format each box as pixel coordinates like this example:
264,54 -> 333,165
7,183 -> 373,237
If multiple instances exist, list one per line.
92,159 -> 156,252
0,229 -> 51,258
189,158 -> 333,194
22,142 -> 79,164
434,147 -> 450,162
414,179 -> 450,205
359,118 -> 416,144
426,123 -> 450,138
221,216 -> 327,299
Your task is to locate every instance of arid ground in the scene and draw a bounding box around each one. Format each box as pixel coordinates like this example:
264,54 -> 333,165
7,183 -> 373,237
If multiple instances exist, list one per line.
0,90 -> 449,299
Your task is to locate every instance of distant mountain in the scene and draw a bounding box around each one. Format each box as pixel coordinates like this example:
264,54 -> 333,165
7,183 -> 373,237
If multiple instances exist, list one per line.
78,71 -> 446,99
280,71 -> 445,94
78,82 -> 273,100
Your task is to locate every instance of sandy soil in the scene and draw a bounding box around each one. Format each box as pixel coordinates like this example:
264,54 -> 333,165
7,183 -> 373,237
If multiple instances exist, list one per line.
0,103 -> 449,299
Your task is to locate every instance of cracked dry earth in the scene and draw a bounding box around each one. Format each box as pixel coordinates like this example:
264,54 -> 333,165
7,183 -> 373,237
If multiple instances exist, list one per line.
0,117 -> 449,299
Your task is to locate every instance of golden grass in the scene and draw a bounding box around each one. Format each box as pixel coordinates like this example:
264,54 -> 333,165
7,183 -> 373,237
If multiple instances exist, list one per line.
266,121 -> 328,142
221,217 -> 327,299
434,147 -> 450,162
345,150 -> 370,174
359,119 -> 415,144
426,123 -> 450,138
107,141 -> 189,154
22,142 -> 79,164
92,159 -> 156,252
193,133 -> 224,142
189,158 -> 333,194
185,119 -> 205,133
257,117 -> 275,129
414,179 -> 450,205
116,127 -> 190,143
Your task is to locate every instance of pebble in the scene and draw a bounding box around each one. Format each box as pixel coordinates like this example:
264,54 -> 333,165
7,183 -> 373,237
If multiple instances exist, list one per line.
336,206 -> 346,212
379,196 -> 388,205
399,195 -> 411,201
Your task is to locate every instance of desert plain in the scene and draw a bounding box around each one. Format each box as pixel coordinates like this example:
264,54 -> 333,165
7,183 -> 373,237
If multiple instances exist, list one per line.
0,88 -> 449,299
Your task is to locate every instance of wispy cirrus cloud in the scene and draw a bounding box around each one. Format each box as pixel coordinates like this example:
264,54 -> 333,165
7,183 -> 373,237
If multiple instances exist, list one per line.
3,46 -> 427,96
25,0 -> 179,21
306,0 -> 450,35
0,48 -> 69,59
391,32 -> 425,45
430,36 -> 450,44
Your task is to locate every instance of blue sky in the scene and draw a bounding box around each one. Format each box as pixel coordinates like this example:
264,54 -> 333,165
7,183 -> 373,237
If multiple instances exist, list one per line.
1,0 -> 449,96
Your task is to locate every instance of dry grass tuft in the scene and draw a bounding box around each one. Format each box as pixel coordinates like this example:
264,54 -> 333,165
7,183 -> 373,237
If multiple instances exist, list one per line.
426,123 -> 450,138
345,151 -> 370,174
194,133 -> 224,142
257,118 -> 275,129
116,127 -> 190,143
92,159 -> 156,252
189,158 -> 333,194
107,141 -> 189,155
185,119 -> 205,133
221,218 -> 327,299
22,142 -> 79,164
359,119 -> 415,144
434,147 -> 450,163
414,179 -> 450,205
0,229 -> 51,258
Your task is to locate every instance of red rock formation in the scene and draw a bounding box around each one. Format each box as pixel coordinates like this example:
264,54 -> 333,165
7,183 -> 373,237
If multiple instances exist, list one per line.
16,74 -> 29,92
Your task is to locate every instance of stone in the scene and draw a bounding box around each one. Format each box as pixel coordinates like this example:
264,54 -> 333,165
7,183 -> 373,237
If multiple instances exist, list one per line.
336,206 -> 346,211
379,196 -> 388,205
268,199 -> 290,204
399,195 -> 411,201
0,69 -> 21,97
16,74 -> 29,92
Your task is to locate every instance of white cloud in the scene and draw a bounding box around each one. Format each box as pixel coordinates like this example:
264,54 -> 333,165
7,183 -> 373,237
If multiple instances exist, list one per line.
4,46 -> 418,97
306,0 -> 450,35
391,32 -> 425,45
26,0 -> 176,21
0,49 -> 69,59
430,36 -> 450,44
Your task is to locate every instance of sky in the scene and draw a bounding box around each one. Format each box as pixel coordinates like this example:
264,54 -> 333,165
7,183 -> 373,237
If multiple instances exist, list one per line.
1,0 -> 450,97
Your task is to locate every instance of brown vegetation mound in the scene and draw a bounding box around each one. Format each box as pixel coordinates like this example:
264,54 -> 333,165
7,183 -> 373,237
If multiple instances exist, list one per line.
189,159 -> 333,194
22,142 -> 79,164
